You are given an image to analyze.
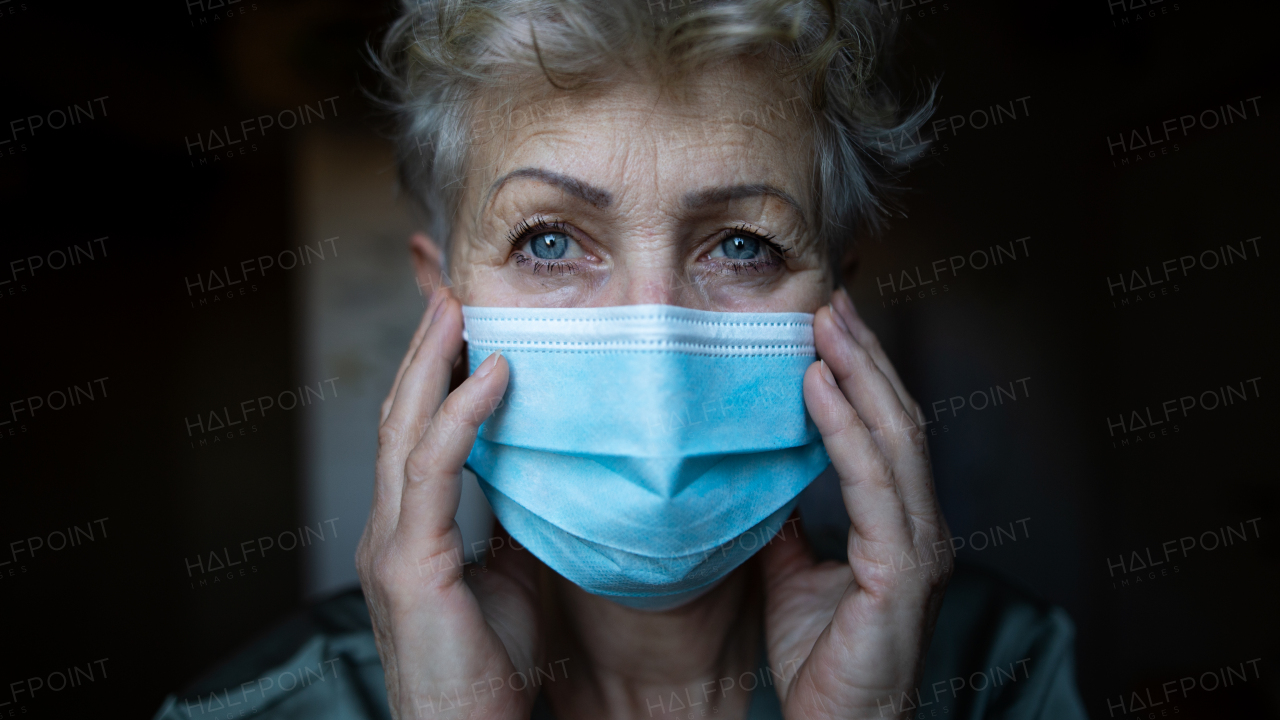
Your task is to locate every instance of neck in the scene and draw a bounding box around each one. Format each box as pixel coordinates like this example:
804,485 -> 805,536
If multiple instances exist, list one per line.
542,563 -> 763,720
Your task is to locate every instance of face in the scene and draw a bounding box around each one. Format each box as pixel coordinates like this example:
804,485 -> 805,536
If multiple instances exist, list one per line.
443,61 -> 832,314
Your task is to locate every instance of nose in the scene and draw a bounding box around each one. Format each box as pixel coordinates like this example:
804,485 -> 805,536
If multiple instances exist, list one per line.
585,225 -> 717,309
623,270 -> 678,306
616,265 -> 708,309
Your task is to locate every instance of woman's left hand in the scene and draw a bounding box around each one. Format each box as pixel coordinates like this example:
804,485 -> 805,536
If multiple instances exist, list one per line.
760,287 -> 953,720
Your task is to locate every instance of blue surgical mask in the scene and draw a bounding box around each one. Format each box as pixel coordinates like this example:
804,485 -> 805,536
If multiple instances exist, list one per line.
462,304 -> 830,611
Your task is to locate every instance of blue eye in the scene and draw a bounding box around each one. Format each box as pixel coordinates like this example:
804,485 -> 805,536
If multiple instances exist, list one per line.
721,235 -> 761,260
530,232 -> 570,259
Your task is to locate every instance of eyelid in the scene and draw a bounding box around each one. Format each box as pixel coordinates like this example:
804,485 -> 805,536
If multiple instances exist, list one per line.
706,224 -> 792,260
506,215 -> 575,248
505,215 -> 597,271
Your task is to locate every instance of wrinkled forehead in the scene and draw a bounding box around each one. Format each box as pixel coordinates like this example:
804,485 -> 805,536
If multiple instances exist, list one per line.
456,64 -> 816,222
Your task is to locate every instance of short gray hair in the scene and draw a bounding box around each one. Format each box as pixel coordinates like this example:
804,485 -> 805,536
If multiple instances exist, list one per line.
376,0 -> 931,259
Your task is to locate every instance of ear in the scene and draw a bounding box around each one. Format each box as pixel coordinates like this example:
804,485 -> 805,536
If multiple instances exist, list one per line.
409,232 -> 445,299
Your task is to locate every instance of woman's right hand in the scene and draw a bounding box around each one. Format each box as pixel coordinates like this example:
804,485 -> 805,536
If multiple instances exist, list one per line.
356,288 -> 540,720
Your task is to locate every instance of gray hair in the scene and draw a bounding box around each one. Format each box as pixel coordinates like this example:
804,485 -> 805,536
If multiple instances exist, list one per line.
376,0 -> 932,260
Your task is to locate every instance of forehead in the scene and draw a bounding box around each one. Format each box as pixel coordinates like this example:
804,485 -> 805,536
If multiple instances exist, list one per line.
461,62 -> 814,212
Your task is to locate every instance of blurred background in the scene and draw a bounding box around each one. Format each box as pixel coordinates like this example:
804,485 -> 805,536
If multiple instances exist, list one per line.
0,0 -> 1275,716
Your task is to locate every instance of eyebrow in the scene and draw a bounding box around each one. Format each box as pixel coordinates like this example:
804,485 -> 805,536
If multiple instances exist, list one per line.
484,170 -> 803,222
485,167 -> 613,209
681,184 -> 804,216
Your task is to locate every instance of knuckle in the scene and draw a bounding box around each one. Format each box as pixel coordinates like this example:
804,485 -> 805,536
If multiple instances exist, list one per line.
867,422 -> 899,452
368,551 -> 403,590
440,390 -> 483,428
906,425 -> 929,453
448,389 -> 491,427
827,404 -> 866,446
404,442 -> 437,481
852,449 -> 895,490
377,422 -> 403,451
436,392 -> 463,424
847,338 -> 874,365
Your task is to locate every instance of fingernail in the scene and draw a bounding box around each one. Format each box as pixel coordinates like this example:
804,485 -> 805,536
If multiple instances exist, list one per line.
477,350 -> 502,378
819,359 -> 838,388
829,304 -> 851,335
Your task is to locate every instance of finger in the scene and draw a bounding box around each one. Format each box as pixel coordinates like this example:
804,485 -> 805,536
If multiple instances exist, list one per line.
381,291 -> 464,451
815,306 -> 925,476
832,288 -> 925,426
827,298 -> 940,523
803,359 -> 911,550
832,289 -> 934,470
399,350 -> 509,582
380,289 -> 448,425
372,292 -> 465,535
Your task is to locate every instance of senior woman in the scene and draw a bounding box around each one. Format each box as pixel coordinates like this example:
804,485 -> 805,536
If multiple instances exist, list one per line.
153,1 -> 1086,719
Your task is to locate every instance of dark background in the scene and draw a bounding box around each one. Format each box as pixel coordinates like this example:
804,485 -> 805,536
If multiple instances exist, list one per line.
0,0 -> 1275,717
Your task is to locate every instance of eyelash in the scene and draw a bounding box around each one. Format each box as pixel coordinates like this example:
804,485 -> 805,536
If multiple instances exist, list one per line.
714,225 -> 792,275
507,215 -> 583,276
505,215 -> 569,248
503,218 -> 792,276
513,254 -> 579,276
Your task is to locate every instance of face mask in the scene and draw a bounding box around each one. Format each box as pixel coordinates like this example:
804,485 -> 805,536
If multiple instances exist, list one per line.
462,304 -> 830,611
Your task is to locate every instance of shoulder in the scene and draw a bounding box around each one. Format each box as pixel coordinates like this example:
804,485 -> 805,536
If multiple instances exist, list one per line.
151,588 -> 390,720
918,562 -> 1088,720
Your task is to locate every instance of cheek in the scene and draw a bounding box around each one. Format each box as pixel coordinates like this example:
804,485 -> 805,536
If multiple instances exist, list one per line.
701,267 -> 831,313
450,260 -> 591,308
449,264 -> 517,306
782,269 -> 832,313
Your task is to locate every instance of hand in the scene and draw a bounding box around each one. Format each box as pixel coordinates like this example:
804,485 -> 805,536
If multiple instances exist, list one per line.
760,288 -> 953,720
356,288 -> 541,720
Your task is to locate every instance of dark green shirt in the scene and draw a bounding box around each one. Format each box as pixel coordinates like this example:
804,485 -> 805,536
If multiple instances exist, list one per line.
151,563 -> 1086,720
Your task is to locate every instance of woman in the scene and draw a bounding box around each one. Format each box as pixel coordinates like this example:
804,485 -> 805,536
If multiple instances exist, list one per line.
154,1 -> 1086,718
